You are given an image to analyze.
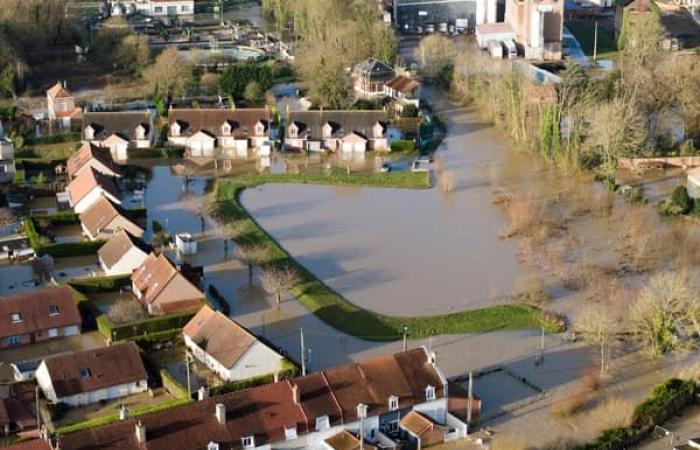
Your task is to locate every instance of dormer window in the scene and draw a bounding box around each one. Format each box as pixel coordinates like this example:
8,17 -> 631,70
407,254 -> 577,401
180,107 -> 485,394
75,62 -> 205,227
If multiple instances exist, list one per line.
426,385 -> 436,401
389,395 -> 399,411
322,123 -> 333,139
373,122 -> 385,138
243,126 -> 248,135
241,435 -> 255,448
135,125 -> 146,140
80,368 -> 91,379
289,123 -> 298,138
48,305 -> 60,316
170,122 -> 181,137
315,415 -> 330,431
10,313 -> 21,323
284,425 -> 297,440
207,442 -> 220,450
84,126 -> 95,140
255,121 -> 265,135
221,122 -> 232,136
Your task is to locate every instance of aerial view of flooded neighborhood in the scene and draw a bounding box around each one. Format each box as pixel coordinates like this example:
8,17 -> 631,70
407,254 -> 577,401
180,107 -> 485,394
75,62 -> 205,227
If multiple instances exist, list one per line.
1,0 -> 700,448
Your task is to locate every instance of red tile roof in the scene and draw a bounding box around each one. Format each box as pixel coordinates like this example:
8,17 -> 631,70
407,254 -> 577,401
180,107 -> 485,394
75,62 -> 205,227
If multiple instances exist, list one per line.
98,230 -> 151,271
386,75 -> 419,94
182,306 -> 261,368
79,196 -> 142,239
0,286 -> 81,340
168,108 -> 271,139
67,168 -> 121,206
131,253 -> 204,314
1,440 -> 51,450
42,343 -> 147,398
67,142 -> 120,179
56,348 -> 447,450
47,82 -> 72,99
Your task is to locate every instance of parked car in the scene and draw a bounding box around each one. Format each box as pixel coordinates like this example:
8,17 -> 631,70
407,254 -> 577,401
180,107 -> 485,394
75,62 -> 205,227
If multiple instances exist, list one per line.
380,163 -> 392,173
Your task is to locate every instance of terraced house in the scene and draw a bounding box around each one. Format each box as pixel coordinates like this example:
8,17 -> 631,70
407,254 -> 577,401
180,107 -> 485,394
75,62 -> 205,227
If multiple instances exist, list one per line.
0,287 -> 82,348
285,111 -> 392,153
168,108 -> 272,158
82,111 -> 155,161
52,348 -> 478,450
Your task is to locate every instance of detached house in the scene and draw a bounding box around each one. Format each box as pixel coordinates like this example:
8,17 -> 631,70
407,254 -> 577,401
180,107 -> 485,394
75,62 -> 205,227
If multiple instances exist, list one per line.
0,287 -> 82,348
66,167 -> 121,213
79,196 -> 144,241
385,75 -> 421,113
67,142 -> 121,179
353,58 -> 396,99
183,305 -> 286,382
98,230 -> 151,276
47,82 -> 82,127
132,253 -> 205,315
168,108 -> 272,158
82,111 -> 154,161
36,343 -> 148,407
56,348 -> 477,450
286,111 -> 392,153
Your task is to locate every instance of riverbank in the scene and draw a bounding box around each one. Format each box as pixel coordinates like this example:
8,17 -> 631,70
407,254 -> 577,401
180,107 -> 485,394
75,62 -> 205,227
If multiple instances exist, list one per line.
213,174 -> 565,341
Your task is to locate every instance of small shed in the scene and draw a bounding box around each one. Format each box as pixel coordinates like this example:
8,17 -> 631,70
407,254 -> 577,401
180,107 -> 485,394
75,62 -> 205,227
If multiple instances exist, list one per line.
475,23 -> 516,49
176,232 -> 198,255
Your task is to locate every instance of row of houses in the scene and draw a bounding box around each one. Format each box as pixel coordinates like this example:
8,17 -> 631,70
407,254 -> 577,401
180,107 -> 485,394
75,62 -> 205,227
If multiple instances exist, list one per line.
47,81 -> 418,161
46,347 -> 475,450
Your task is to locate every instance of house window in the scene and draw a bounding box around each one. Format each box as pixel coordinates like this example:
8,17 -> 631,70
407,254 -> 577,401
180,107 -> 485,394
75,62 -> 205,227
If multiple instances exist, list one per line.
5,335 -> 21,345
288,125 -> 297,138
315,415 -> 330,431
387,420 -> 399,433
10,313 -> 21,323
181,5 -> 190,11
426,385 -> 436,401
241,436 -> 254,448
79,368 -> 92,379
284,425 -> 297,440
48,305 -> 60,316
154,6 -> 163,13
207,442 -> 220,450
389,395 -> 399,411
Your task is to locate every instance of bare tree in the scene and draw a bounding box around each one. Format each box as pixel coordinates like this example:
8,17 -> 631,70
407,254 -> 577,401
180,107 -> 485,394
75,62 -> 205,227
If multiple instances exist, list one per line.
236,244 -> 270,286
259,265 -> 300,309
417,34 -> 457,78
576,304 -> 616,374
143,46 -> 192,100
108,298 -> 146,324
630,272 -> 700,356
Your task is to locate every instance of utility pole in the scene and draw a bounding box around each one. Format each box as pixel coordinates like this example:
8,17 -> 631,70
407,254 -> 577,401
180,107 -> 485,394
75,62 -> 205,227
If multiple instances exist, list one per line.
35,385 -> 41,431
539,325 -> 545,365
402,325 -> 408,352
466,371 -> 473,435
300,328 -> 306,377
593,20 -> 599,63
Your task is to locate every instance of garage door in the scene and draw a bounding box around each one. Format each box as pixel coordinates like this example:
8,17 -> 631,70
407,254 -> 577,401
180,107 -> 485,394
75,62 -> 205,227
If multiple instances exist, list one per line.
342,142 -> 354,152
202,143 -> 214,157
190,141 -> 203,157
235,140 -> 248,157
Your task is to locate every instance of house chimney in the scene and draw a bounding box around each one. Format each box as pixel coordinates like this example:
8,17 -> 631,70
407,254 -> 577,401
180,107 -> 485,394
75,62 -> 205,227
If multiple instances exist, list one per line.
273,371 -> 280,383
135,421 -> 146,444
198,386 -> 209,401
292,383 -> 300,406
215,403 -> 226,425
63,80 -> 67,89
119,404 -> 129,420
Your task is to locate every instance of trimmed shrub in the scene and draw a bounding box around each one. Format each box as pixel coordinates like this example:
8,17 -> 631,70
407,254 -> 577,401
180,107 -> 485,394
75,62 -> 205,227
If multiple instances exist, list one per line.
26,132 -> 80,146
37,241 -> 105,258
390,140 -> 416,153
69,274 -> 131,293
670,185 -> 692,214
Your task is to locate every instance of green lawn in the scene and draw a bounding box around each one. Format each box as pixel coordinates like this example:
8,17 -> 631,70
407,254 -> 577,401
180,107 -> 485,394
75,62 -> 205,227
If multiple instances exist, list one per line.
214,175 -> 565,341
16,141 -> 80,162
566,19 -> 619,60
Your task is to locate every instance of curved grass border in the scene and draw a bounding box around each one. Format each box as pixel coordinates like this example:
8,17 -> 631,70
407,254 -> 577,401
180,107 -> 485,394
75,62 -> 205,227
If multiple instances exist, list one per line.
215,172 -> 565,341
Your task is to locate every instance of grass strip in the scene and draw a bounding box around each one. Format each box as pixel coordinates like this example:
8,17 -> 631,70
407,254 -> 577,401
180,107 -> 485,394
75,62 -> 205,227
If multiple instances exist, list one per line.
215,175 -> 564,341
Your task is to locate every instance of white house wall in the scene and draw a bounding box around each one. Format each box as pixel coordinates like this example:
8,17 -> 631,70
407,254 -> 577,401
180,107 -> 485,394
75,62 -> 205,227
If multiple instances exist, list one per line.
73,188 -> 120,214
228,342 -> 284,381
102,247 -> 149,276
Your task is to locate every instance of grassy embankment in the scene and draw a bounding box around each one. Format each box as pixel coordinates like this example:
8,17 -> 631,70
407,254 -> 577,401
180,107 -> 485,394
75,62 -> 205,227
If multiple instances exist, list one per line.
214,172 -> 565,341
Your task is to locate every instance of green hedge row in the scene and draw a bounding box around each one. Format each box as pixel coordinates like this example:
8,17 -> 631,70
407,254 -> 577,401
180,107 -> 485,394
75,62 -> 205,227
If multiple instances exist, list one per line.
576,378 -> 696,450
97,309 -> 197,341
24,216 -> 105,258
26,132 -> 80,145
129,147 -> 186,159
55,398 -> 191,435
160,369 -> 189,399
68,274 -> 132,293
208,359 -> 299,396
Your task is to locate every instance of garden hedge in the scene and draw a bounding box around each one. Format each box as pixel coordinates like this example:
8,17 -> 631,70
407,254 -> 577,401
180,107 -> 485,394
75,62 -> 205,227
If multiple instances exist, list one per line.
97,309 -> 198,341
26,132 -> 80,146
69,274 -> 132,293
24,216 -> 104,258
208,359 -> 299,396
390,139 -> 416,153
160,369 -> 190,399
